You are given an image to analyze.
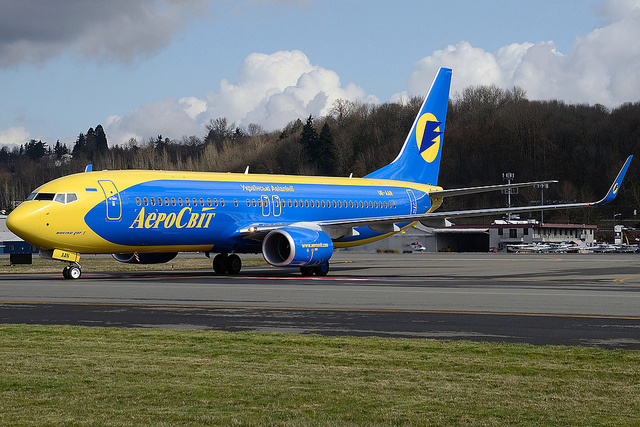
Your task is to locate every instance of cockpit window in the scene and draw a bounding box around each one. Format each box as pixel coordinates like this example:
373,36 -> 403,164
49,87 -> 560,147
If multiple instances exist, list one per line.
34,193 -> 55,201
30,192 -> 78,204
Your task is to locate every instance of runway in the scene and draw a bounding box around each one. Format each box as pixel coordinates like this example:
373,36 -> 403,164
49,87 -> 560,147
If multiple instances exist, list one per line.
2,252 -> 640,349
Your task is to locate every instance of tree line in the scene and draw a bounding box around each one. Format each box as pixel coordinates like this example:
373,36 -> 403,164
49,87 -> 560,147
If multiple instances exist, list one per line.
1,86 -> 639,227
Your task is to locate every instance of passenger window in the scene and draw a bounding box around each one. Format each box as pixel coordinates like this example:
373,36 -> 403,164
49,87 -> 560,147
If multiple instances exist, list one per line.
157,197 -> 162,206
193,198 -> 197,206
294,200 -> 298,207
186,198 -> 190,206
178,198 -> 183,206
143,197 -> 149,206
252,199 -> 256,207
207,198 -> 212,206
171,198 -> 176,206
305,200 -> 309,208
214,198 -> 218,207
288,200 -> 292,207
165,197 -> 170,206
234,199 -> 238,207
220,199 -> 225,207
200,198 -> 204,206
349,201 -> 353,208
151,198 -> 155,206
333,200 -> 337,208
246,199 -> 251,207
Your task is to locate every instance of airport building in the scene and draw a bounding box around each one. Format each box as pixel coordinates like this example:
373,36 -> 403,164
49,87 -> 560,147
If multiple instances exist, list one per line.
350,221 -> 597,253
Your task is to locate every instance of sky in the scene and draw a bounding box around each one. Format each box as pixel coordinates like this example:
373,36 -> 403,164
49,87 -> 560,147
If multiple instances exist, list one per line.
1,0 -> 639,148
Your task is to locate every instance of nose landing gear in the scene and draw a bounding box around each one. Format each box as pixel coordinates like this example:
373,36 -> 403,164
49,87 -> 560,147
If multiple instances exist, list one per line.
62,262 -> 82,280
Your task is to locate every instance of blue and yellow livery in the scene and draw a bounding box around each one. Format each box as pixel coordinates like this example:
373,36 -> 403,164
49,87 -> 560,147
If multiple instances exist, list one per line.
6,68 -> 633,279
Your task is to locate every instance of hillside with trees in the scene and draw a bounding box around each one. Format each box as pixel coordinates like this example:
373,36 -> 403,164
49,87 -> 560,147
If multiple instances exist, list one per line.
1,86 -> 639,227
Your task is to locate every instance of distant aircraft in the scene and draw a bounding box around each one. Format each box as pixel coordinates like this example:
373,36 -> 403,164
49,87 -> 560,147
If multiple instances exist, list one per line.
6,68 -> 633,279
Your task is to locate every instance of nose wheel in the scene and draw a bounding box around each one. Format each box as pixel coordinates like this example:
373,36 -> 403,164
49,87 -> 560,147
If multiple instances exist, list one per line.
62,263 -> 82,280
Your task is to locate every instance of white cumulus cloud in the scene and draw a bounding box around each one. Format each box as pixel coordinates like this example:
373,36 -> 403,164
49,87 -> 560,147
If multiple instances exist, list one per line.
404,0 -> 640,107
105,50 -> 376,145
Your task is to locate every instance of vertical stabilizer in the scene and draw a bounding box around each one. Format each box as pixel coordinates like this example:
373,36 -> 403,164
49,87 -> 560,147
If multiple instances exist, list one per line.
365,67 -> 452,185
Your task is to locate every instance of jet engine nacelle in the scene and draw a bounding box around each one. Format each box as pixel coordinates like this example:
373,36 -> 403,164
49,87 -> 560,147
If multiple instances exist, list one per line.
112,252 -> 178,264
262,227 -> 333,267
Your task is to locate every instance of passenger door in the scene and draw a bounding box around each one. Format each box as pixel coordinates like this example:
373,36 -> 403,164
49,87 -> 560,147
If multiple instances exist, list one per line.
98,180 -> 122,221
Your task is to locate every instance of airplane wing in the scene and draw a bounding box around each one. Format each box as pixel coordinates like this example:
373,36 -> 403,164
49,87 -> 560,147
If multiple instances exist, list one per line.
320,155 -> 633,230
240,155 -> 632,239
428,180 -> 558,198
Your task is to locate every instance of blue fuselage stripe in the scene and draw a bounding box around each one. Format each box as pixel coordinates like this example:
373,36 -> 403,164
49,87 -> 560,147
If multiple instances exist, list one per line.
83,179 -> 431,251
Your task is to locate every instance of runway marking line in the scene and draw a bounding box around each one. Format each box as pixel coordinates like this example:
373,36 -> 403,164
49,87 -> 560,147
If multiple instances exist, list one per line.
613,275 -> 640,285
2,301 -> 640,321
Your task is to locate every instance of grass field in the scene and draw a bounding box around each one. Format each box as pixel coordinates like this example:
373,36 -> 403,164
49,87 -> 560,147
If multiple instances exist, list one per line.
1,324 -> 639,425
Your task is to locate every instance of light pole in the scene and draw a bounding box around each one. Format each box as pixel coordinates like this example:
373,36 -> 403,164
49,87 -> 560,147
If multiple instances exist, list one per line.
534,183 -> 549,224
502,172 -> 516,221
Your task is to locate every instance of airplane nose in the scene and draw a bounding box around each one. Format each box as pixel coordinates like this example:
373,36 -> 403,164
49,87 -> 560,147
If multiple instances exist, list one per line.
6,204 -> 42,244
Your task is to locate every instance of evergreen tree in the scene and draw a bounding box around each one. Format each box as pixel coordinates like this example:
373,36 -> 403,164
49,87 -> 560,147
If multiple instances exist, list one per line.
300,115 -> 319,159
317,122 -> 337,175
94,124 -> 108,151
53,140 -> 69,158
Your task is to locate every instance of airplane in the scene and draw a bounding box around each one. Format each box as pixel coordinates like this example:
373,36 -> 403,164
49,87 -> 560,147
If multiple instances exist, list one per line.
6,67 -> 633,279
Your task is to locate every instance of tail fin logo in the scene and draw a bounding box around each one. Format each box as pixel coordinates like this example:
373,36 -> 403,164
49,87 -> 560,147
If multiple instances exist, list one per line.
416,113 -> 442,163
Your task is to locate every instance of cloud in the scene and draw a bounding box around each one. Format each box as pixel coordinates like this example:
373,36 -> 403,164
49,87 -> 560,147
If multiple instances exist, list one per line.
404,0 -> 640,107
0,126 -> 30,147
105,50 -> 376,145
0,0 -> 207,66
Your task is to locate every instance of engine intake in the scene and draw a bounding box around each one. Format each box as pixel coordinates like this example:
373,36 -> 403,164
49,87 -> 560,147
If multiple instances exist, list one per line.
262,227 -> 333,267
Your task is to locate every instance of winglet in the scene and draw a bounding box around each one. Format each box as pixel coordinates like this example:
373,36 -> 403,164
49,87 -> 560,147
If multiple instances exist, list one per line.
593,155 -> 633,206
84,164 -> 93,173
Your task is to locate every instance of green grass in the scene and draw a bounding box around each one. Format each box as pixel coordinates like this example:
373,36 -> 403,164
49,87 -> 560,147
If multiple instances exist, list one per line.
1,325 -> 639,425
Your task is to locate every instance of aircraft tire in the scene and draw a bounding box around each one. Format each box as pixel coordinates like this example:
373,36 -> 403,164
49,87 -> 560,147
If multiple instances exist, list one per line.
69,265 -> 82,279
212,254 -> 228,274
313,262 -> 329,276
300,266 -> 314,276
226,254 -> 242,275
63,265 -> 81,280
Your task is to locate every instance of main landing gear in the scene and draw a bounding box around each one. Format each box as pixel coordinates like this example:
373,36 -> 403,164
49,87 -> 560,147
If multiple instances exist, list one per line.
212,253 -> 242,275
300,261 -> 329,277
62,262 -> 82,280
